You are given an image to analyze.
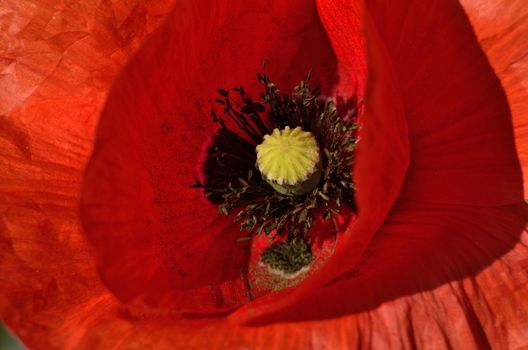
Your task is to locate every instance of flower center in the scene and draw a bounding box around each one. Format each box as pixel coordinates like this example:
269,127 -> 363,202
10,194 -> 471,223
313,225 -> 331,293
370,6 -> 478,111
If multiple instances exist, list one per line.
256,126 -> 322,195
192,72 -> 359,276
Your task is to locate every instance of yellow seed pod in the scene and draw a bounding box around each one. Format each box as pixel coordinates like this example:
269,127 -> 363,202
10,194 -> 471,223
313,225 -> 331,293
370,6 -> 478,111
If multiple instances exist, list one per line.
256,126 -> 321,195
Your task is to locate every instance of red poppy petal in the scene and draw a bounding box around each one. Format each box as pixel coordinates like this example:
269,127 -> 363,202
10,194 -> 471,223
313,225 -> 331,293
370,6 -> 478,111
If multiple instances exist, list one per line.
0,0 -> 174,343
314,0 -> 410,280
460,0 -> 528,199
366,0 -> 523,206
80,0 -> 341,311
6,205 -> 528,349
315,0 -> 366,96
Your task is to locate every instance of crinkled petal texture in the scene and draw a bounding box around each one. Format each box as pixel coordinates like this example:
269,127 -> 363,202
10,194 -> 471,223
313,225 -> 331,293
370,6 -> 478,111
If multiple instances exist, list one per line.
1,1 -> 528,350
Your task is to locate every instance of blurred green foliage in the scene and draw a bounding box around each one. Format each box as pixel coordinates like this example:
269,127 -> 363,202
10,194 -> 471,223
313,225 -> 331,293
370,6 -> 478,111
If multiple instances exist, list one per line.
0,323 -> 25,350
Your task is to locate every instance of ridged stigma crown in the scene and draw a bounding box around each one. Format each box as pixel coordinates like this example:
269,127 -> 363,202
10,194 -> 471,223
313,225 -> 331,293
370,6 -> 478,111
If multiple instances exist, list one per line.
256,126 -> 321,193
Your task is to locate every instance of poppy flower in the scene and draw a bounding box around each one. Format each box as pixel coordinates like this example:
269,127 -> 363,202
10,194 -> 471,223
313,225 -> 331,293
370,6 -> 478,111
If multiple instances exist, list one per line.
1,0 -> 528,348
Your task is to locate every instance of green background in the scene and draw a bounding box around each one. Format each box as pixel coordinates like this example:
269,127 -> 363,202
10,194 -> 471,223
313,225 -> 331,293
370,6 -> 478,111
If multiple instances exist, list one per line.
0,324 -> 25,350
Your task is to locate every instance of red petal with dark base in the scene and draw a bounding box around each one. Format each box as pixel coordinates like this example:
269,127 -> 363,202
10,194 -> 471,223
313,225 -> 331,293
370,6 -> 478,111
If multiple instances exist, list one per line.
80,0 -> 340,312
2,0 -> 528,348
